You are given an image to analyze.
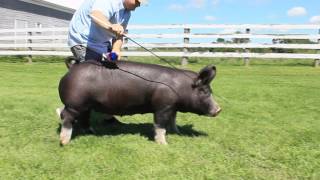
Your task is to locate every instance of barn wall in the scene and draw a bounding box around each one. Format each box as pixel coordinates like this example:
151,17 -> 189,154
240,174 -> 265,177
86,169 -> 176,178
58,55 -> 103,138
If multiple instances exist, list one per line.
0,0 -> 73,29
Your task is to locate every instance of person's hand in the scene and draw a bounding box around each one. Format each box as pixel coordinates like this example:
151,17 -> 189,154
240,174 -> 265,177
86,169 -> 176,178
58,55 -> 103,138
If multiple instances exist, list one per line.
110,24 -> 124,37
113,51 -> 121,60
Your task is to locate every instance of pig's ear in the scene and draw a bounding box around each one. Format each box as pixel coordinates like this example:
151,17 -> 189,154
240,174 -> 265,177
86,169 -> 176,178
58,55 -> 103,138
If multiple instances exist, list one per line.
193,65 -> 216,86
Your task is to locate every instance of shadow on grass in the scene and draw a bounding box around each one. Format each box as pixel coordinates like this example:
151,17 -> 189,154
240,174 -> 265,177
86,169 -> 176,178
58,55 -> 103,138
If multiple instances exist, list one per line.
248,59 -> 314,67
57,121 -> 207,142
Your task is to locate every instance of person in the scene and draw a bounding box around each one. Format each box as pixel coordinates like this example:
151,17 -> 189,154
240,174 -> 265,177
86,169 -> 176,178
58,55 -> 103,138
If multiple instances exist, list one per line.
57,0 -> 147,126
68,0 -> 147,62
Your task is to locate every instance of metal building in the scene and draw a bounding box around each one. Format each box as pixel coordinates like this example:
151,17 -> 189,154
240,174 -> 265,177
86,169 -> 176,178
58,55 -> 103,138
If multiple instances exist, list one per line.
0,0 -> 74,29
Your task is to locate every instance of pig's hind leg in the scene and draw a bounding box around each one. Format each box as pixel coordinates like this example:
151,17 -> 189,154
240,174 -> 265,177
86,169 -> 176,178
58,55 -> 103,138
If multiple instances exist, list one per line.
59,107 -> 77,145
77,110 -> 95,134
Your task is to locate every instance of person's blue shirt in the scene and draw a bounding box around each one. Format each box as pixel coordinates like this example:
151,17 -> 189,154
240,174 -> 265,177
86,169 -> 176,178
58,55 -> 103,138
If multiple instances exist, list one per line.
68,0 -> 131,55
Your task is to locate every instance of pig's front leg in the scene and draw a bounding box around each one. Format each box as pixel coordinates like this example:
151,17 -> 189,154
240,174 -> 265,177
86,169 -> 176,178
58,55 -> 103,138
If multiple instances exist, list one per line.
153,108 -> 176,145
167,112 -> 180,134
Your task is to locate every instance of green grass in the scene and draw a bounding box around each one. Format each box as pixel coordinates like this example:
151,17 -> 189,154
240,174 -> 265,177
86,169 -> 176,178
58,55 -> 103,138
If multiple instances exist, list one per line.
0,56 -> 319,179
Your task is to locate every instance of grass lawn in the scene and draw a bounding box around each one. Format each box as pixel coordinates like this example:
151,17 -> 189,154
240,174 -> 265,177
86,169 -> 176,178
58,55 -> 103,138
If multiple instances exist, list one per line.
0,56 -> 319,179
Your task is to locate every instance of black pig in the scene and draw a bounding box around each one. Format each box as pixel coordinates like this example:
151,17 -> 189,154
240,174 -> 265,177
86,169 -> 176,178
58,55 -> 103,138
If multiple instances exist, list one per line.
57,60 -> 221,145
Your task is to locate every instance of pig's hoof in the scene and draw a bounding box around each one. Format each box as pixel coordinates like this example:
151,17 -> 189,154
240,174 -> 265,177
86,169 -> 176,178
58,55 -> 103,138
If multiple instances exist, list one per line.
155,136 -> 168,145
60,135 -> 71,145
60,127 -> 72,145
159,141 -> 168,145
154,127 -> 168,145
60,138 -> 70,146
156,139 -> 168,145
172,127 -> 180,134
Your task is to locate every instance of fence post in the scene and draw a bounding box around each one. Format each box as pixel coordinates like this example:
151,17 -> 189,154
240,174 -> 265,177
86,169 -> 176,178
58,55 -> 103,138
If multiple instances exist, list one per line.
182,28 -> 190,66
244,28 -> 250,66
315,29 -> 320,68
27,31 -> 32,63
123,29 -> 129,60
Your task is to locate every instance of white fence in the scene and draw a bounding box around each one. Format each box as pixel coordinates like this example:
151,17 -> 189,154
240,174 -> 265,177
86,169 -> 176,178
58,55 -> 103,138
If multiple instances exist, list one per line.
0,24 -> 319,66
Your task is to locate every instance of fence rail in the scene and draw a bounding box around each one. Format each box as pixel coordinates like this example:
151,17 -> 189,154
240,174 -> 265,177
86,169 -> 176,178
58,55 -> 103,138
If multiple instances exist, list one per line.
2,43 -> 319,50
0,24 -> 319,66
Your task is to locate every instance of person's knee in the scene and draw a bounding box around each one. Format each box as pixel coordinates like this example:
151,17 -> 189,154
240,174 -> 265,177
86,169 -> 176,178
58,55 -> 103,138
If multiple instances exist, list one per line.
71,45 -> 86,62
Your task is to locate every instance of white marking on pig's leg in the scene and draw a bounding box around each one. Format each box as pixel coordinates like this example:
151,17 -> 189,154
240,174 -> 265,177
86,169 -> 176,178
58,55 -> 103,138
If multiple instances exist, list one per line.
59,112 -> 74,145
60,126 -> 73,145
154,125 -> 167,145
55,106 -> 64,120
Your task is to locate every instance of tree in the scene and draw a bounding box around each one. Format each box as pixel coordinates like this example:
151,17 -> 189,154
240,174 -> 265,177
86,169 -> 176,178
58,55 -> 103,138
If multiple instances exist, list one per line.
217,38 -> 225,43
232,31 -> 250,44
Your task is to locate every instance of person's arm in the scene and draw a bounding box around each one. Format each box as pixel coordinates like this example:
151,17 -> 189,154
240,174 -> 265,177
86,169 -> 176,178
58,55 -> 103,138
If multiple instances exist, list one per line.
90,10 -> 124,60
112,38 -> 123,60
90,10 -> 124,36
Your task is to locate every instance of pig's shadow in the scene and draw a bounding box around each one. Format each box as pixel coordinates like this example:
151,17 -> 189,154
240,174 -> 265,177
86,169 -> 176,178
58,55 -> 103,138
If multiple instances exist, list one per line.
57,121 -> 207,142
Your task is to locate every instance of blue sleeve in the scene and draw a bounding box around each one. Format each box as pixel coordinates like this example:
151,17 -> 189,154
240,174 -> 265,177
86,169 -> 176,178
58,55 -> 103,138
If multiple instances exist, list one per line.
92,0 -> 114,19
122,12 -> 131,29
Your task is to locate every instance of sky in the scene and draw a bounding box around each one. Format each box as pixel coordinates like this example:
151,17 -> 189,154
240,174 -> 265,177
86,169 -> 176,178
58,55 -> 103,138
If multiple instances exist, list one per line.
45,0 -> 320,25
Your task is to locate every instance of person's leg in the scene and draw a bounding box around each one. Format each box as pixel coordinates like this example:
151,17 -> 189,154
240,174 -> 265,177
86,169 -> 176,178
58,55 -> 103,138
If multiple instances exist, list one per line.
70,45 -> 86,62
64,45 -> 87,68
85,48 -> 102,61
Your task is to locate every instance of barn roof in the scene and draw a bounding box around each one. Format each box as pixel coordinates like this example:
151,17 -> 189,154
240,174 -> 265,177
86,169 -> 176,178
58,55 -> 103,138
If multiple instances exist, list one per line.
20,0 -> 75,14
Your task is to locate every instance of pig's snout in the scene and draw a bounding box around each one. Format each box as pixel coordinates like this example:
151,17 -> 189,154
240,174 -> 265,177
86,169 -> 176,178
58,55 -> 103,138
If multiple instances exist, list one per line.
209,105 -> 222,117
